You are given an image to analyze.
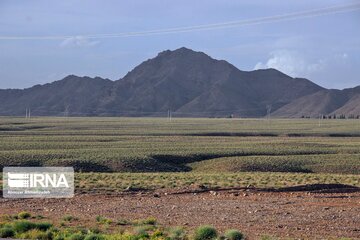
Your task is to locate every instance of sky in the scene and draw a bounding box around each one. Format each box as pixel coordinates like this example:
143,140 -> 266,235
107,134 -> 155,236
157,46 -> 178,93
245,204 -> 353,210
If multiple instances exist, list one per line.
0,0 -> 359,90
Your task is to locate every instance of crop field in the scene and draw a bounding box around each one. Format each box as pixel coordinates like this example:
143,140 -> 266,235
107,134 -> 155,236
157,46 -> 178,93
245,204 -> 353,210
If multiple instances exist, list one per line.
0,117 -> 360,189
75,172 -> 360,193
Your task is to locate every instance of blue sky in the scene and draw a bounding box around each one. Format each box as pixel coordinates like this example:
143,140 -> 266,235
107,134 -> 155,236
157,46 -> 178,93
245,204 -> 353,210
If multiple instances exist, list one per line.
0,0 -> 359,89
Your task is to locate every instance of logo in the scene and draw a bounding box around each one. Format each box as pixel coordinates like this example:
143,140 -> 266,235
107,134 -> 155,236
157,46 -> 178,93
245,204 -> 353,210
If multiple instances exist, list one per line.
7,173 -> 30,188
3,167 -> 74,198
7,172 -> 69,188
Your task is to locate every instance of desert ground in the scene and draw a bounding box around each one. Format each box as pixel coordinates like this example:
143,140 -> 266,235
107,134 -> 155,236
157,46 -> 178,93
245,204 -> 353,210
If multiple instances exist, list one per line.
1,186 -> 360,239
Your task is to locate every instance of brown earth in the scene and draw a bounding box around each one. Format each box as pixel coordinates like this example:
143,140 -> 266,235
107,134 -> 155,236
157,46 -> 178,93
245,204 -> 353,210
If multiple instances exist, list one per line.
1,186 -> 360,240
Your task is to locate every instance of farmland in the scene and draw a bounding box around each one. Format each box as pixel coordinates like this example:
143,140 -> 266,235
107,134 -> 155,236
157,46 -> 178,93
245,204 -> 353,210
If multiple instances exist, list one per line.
0,117 -> 360,189
0,117 -> 360,176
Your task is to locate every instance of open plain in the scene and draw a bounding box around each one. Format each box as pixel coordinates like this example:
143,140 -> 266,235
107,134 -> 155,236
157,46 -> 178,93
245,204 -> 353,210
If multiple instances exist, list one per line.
1,117 -> 360,239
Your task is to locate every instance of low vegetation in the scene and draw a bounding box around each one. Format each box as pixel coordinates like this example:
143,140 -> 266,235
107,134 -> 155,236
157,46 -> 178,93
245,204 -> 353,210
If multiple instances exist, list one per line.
18,211 -> 32,219
73,172 -> 360,193
63,215 -> 78,222
224,229 -> 244,240
0,118 -> 359,192
0,212 -> 245,240
0,117 -> 359,175
193,226 -> 217,240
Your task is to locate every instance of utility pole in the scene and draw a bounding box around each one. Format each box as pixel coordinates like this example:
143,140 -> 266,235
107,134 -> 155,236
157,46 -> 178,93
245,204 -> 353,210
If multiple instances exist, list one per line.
28,108 -> 31,118
318,114 -> 322,127
266,104 -> 272,127
266,105 -> 272,120
64,105 -> 70,118
25,108 -> 28,118
168,109 -> 172,122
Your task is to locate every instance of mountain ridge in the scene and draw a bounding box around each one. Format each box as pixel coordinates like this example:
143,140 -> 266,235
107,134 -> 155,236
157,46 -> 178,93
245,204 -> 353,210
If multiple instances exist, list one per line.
0,47 -> 359,117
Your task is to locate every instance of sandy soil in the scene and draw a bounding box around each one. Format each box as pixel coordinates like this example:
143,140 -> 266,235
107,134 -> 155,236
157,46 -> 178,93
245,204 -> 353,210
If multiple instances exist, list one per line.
1,187 -> 360,240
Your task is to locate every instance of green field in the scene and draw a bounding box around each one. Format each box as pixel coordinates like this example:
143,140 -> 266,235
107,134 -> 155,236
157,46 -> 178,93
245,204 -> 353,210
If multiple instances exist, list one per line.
1,117 -> 360,189
75,172 -> 360,192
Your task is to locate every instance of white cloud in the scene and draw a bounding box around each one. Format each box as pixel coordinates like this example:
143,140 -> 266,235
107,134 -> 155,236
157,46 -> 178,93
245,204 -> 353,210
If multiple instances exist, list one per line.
60,36 -> 99,48
254,50 -> 324,77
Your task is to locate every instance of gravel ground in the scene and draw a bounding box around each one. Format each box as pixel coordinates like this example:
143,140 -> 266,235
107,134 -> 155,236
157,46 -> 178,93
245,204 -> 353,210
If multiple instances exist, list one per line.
1,188 -> 360,239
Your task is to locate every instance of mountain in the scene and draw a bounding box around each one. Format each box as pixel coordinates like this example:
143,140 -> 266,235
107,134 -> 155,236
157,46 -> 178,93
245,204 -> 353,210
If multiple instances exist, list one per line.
333,93 -> 360,116
272,86 -> 360,118
0,75 -> 113,116
0,47 -> 357,118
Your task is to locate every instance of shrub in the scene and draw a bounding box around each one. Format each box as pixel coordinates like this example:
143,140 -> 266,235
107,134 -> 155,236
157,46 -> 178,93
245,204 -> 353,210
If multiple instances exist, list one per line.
95,216 -> 111,224
89,228 -> 101,234
0,227 -> 15,238
151,229 -> 164,238
19,229 -> 53,240
84,234 -> 104,240
35,222 -> 53,231
13,221 -> 36,233
133,226 -> 149,239
43,230 -> 54,240
224,229 -> 244,240
69,233 -> 85,240
116,219 -> 129,226
168,227 -> 186,240
63,215 -> 76,222
18,211 -> 31,219
194,226 -> 217,240
142,217 -> 157,225
54,235 -> 65,240
1,214 -> 13,221
260,236 -> 279,240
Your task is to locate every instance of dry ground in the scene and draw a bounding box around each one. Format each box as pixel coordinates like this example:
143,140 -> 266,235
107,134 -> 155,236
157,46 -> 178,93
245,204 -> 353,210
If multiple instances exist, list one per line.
1,188 -> 360,240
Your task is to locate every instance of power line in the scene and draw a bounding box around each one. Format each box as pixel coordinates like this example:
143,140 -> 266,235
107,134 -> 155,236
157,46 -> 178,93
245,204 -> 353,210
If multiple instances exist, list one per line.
0,3 -> 359,40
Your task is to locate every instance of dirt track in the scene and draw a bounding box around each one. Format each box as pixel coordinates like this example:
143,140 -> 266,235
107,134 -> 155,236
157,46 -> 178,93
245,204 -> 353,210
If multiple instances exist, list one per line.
1,188 -> 360,239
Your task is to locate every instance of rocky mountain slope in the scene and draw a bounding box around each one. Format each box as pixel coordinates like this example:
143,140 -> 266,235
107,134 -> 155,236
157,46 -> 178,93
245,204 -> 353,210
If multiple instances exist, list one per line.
0,47 -> 358,117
